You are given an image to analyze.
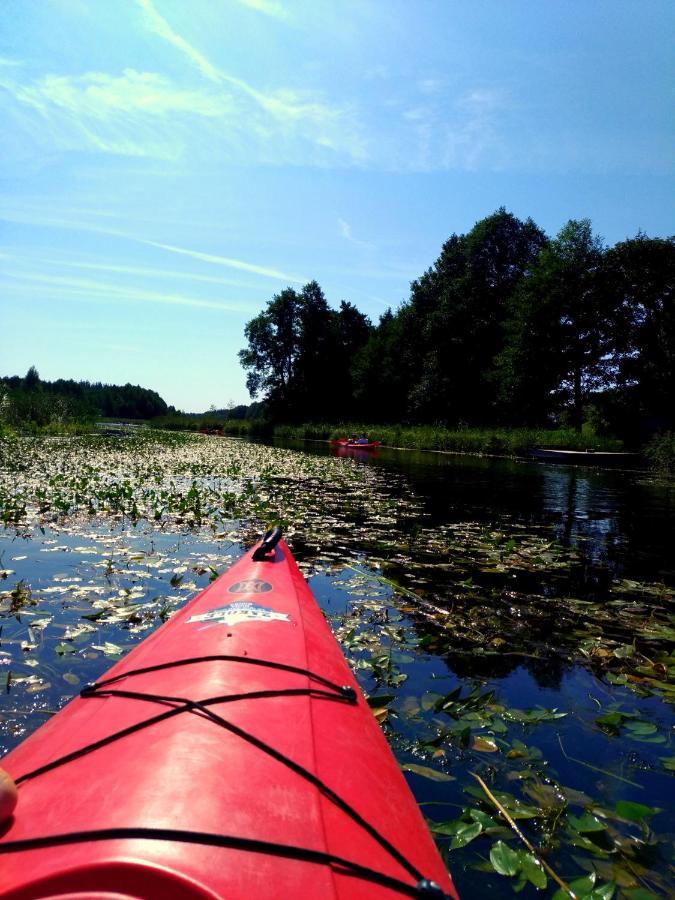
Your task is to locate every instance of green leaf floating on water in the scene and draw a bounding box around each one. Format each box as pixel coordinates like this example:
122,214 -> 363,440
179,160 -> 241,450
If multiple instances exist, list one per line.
567,812 -> 606,833
519,852 -> 547,890
595,709 -> 637,734
659,755 -> 675,771
464,784 -> 539,819
614,800 -> 660,821
623,720 -> 657,735
54,642 -> 76,655
552,873 -> 616,899
449,821 -> 482,849
428,818 -> 465,837
468,808 -> 499,829
502,706 -> 567,725
489,840 -> 520,876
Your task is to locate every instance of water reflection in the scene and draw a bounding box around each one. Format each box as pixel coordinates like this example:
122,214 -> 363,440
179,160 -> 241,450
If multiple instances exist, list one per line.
274,438 -> 674,585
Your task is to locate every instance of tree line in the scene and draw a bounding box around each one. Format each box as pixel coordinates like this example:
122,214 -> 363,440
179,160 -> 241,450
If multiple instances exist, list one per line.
0,368 -> 170,427
239,209 -> 674,440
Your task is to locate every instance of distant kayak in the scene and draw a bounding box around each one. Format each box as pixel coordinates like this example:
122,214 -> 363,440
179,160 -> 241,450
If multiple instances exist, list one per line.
0,528 -> 456,899
528,448 -> 642,466
331,438 -> 381,450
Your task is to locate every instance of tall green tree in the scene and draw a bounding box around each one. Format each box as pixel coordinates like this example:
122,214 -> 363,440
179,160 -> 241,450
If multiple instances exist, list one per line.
404,209 -> 548,424
352,309 -> 408,422
23,366 -> 41,391
239,282 -> 371,420
498,219 -> 610,430
238,288 -> 301,417
602,233 -> 675,428
292,281 -> 333,419
332,301 -> 372,418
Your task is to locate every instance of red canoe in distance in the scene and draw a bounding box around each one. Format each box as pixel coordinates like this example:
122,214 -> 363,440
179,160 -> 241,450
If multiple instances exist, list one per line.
0,528 -> 457,900
330,438 -> 381,450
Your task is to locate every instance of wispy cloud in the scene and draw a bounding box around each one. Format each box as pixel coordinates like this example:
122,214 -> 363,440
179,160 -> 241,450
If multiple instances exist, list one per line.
3,271 -> 252,313
136,0 -> 367,161
395,84 -> 512,172
234,0 -> 289,20
137,238 -> 305,283
338,218 -> 352,240
442,87 -> 509,170
338,218 -> 373,250
417,77 -> 444,94
0,2 -> 367,171
45,258 -> 264,291
1,68 -> 226,159
0,208 -> 304,283
457,88 -> 503,116
32,69 -> 225,116
137,0 -> 222,83
2,61 -> 365,166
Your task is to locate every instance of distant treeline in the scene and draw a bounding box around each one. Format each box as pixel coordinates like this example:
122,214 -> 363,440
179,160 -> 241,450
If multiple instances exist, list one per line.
239,209 -> 674,442
0,368 -> 170,429
150,402 -> 265,433
0,368 -> 267,435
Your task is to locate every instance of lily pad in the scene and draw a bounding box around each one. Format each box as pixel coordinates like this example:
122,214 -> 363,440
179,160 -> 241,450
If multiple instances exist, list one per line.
489,840 -> 520,877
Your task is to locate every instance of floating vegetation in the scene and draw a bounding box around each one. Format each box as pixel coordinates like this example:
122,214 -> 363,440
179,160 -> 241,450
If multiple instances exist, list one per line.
0,430 -> 420,538
0,430 -> 673,897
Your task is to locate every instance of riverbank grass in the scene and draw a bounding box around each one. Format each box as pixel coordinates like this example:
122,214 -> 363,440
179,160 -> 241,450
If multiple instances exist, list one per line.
269,423 -> 624,455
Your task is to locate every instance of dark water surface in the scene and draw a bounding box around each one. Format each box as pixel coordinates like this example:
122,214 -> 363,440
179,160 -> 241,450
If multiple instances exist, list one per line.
1,435 -> 673,897
287,439 -> 674,583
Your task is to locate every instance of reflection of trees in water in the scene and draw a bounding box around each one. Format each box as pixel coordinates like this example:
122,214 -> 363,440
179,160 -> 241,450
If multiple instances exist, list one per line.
541,467 -> 625,570
445,648 -> 568,692
302,438 -> 672,583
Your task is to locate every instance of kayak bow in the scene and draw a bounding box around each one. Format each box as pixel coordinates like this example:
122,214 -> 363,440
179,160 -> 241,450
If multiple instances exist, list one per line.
0,528 -> 457,900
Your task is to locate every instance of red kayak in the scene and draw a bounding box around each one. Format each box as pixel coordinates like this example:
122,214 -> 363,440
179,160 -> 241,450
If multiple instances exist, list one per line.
331,439 -> 381,450
0,528 -> 457,899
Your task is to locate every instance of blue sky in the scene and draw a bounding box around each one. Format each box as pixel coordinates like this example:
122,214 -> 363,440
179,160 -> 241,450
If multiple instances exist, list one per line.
2,0 -> 673,412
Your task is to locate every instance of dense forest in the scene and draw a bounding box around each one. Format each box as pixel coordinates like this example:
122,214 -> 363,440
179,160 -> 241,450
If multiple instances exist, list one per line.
239,209 -> 674,442
0,369 -> 170,427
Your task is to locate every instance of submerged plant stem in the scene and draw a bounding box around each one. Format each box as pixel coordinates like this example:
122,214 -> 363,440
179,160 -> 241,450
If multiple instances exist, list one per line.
470,772 -> 575,898
557,735 -> 643,789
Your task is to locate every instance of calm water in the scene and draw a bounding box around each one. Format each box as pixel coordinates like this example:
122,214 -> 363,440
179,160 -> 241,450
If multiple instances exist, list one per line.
279,439 -> 674,583
1,437 -> 674,897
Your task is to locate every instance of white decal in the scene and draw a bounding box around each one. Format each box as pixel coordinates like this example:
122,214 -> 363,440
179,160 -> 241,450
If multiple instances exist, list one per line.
187,601 -> 290,627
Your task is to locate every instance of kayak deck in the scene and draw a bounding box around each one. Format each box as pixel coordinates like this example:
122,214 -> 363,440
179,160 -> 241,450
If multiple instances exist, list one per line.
0,535 -> 456,899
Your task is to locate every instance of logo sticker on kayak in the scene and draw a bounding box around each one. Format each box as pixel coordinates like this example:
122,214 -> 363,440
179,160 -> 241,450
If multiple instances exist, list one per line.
187,601 -> 290,628
227,579 -> 273,594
